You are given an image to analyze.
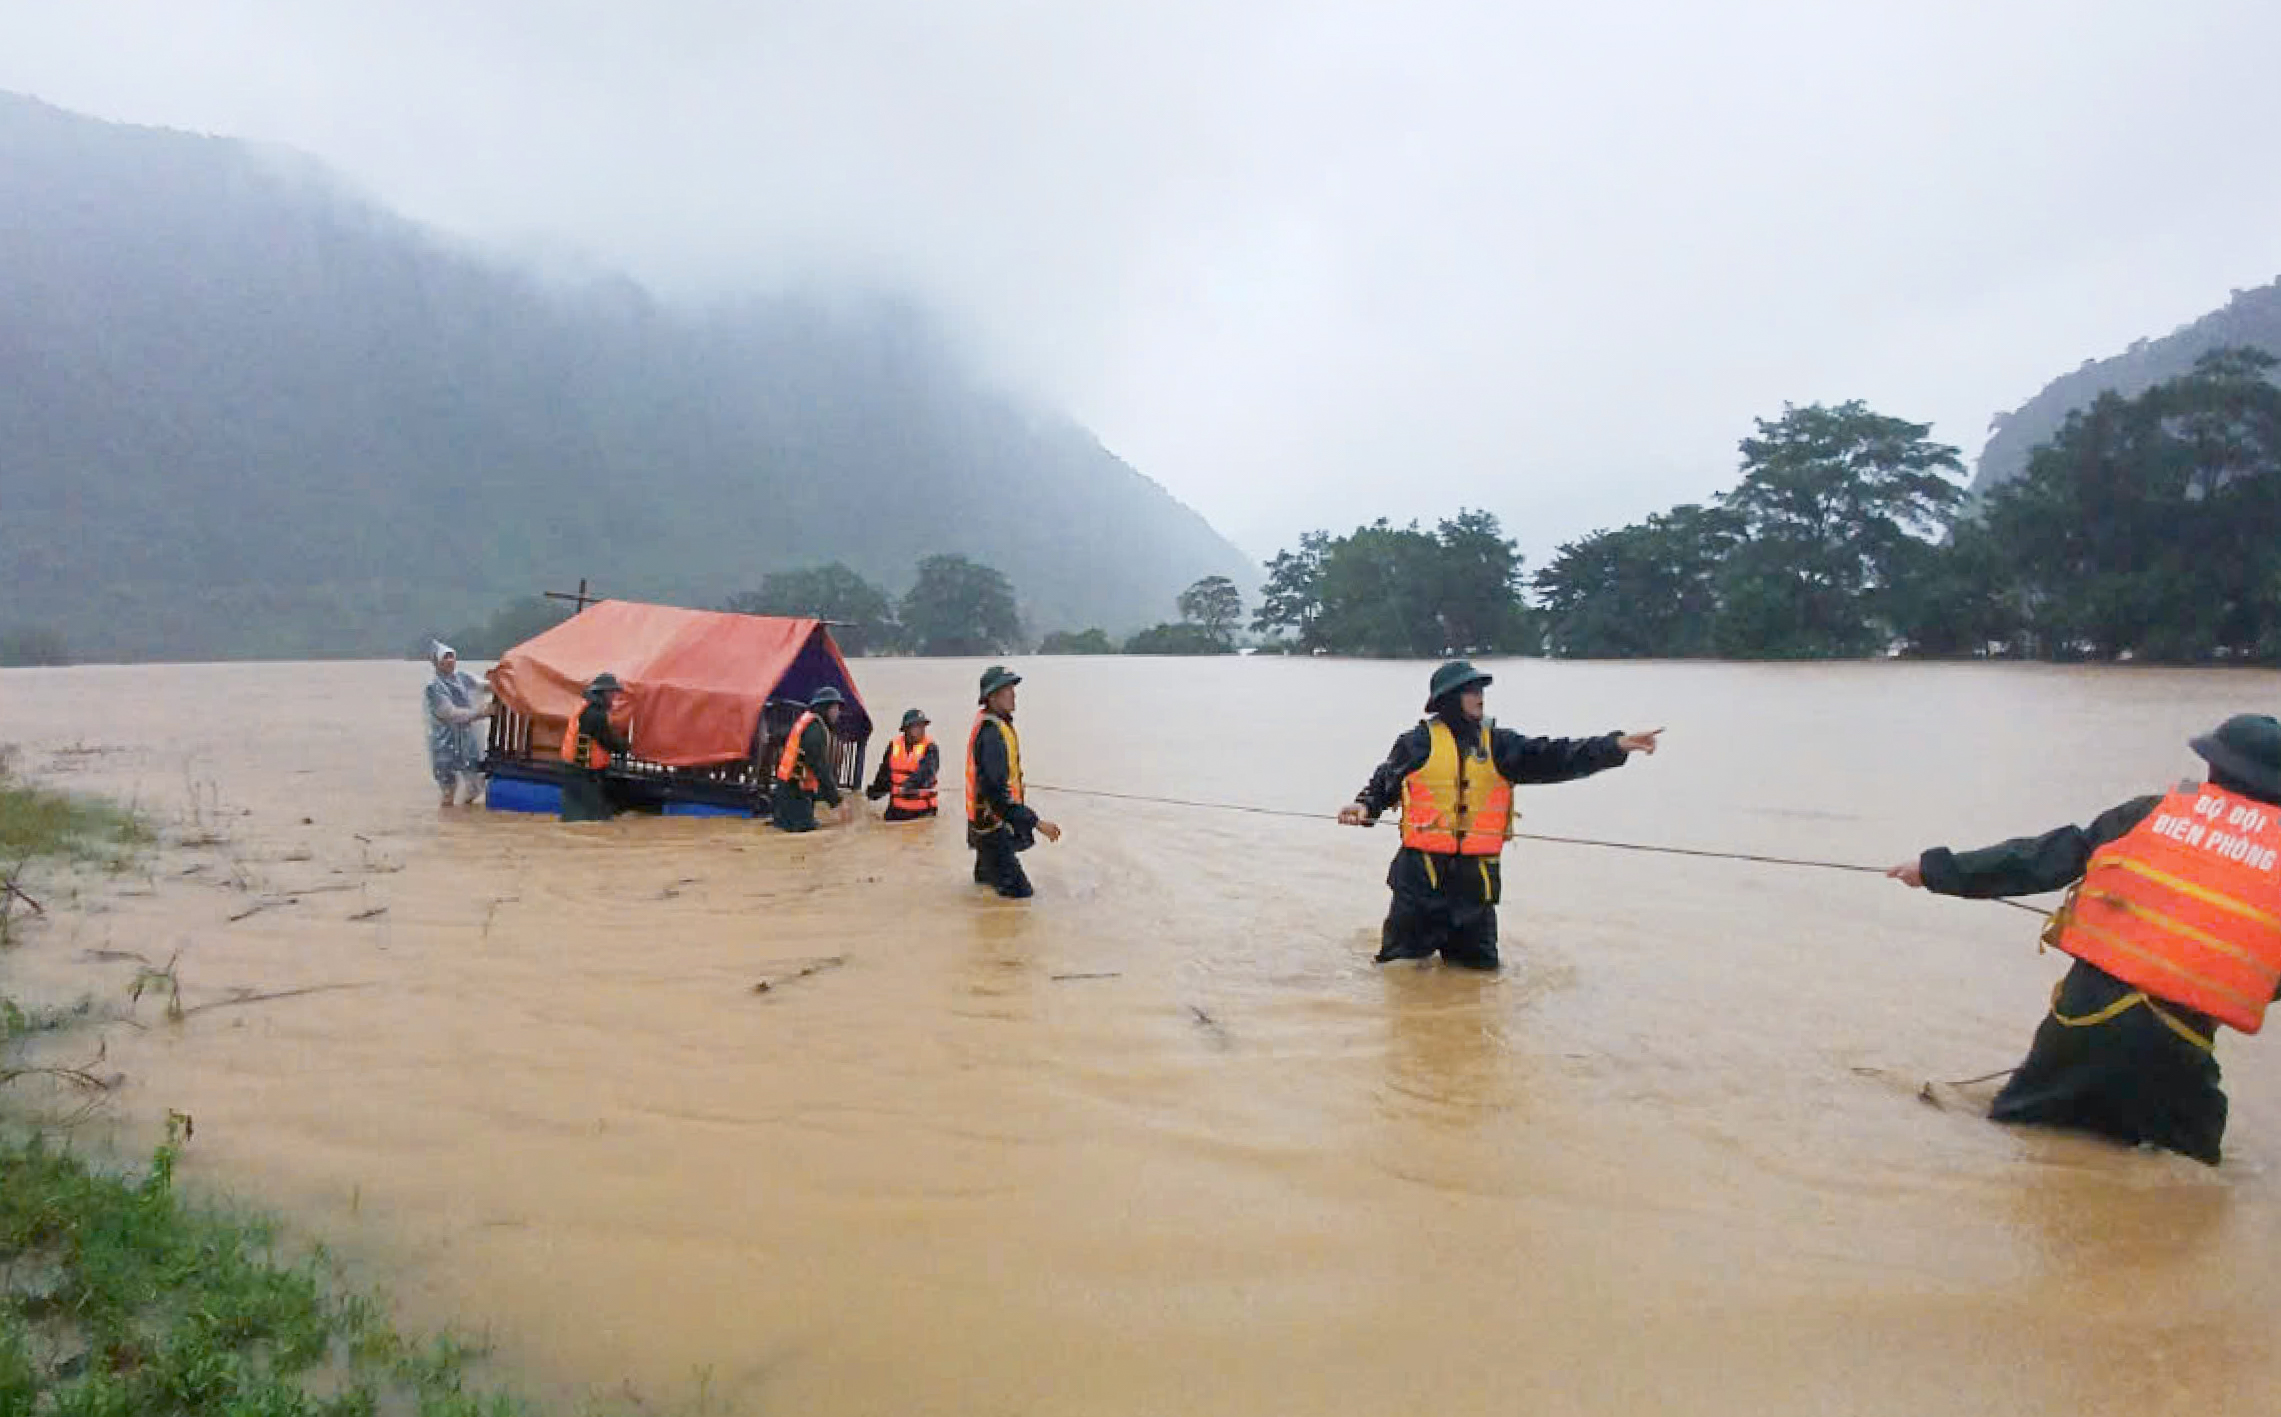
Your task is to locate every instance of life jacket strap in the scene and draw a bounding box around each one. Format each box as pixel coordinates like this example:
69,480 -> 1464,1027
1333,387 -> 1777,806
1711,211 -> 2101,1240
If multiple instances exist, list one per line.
2047,980 -> 2213,1052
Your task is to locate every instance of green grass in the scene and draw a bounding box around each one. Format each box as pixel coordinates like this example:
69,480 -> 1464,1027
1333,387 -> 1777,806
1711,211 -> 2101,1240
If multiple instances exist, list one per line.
0,1122 -> 533,1416
0,759 -> 534,1414
0,760 -> 721,1415
0,747 -> 150,868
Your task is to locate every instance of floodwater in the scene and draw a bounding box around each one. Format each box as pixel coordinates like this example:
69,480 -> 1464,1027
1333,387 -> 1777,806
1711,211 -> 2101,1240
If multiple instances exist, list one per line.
5,656 -> 2281,1414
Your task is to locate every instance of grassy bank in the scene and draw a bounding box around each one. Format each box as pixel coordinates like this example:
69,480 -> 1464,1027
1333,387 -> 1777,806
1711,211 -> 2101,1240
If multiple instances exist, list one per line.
0,1122 -> 529,1416
0,747 -> 149,947
0,755 -> 629,1415
0,746 -> 147,865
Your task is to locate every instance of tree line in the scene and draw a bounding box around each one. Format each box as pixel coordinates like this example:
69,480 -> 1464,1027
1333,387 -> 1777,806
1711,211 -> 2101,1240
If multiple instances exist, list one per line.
1533,348 -> 2281,662
144,343 -> 2281,670
426,556 -> 1261,662
430,554 -> 1028,660
1234,346 -> 2279,663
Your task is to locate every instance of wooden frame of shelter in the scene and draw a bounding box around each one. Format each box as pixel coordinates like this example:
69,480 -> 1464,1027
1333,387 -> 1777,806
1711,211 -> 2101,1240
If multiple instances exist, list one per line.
481,600 -> 872,817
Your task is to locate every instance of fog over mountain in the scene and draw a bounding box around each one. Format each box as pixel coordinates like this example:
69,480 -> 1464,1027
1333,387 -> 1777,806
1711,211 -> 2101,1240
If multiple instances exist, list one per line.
0,92 -> 1254,661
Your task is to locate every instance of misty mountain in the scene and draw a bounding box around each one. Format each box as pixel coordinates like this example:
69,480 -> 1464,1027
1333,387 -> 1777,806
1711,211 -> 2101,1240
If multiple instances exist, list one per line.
0,92 -> 1254,662
1971,277 -> 2281,496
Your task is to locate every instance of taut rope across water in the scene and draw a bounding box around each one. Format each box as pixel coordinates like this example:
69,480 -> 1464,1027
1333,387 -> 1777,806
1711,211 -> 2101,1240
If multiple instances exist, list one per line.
961,782 -> 2059,918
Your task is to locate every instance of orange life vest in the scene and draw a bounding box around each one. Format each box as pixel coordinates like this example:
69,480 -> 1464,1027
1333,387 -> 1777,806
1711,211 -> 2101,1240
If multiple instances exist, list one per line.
886,734 -> 938,813
775,711 -> 824,791
559,714 -> 611,771
2048,781 -> 2281,1034
966,712 -> 1023,831
1399,719 -> 1513,857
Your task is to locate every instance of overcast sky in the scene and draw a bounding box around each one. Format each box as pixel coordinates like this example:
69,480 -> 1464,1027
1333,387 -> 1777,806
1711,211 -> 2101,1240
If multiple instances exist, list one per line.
6,0 -> 2278,567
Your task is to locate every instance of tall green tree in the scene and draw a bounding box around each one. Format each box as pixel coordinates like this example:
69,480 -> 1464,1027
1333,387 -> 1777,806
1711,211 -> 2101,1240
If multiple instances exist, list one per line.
1883,519 -> 2023,658
1176,575 -> 1244,648
723,562 -> 899,655
898,554 -> 1022,656
1535,504 -> 1741,657
1251,513 -> 1534,656
1428,509 -> 1535,653
1982,348 -> 2281,660
1713,401 -> 1964,657
1251,530 -> 1331,647
1314,520 -> 1446,657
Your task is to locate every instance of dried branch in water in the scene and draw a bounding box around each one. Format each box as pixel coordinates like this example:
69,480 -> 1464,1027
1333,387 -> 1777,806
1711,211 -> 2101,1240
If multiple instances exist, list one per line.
2,1040 -> 120,1093
176,982 -> 375,1019
751,955 -> 848,994
3,870 -> 44,916
0,1063 -> 121,1091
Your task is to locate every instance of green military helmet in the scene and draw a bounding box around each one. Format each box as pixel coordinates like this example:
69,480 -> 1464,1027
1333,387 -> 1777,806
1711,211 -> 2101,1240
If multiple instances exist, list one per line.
1424,659 -> 1493,710
586,671 -> 624,696
900,708 -> 931,731
2192,713 -> 2281,799
978,665 -> 1022,703
808,686 -> 846,710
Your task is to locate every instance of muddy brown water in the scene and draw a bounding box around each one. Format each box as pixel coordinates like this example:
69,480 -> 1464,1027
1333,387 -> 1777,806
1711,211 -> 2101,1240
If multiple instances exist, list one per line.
4,657 -> 2281,1414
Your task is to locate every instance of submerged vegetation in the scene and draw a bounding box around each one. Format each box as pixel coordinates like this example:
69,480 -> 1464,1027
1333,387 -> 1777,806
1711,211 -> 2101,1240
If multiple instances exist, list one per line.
0,759 -> 691,1414
0,749 -> 148,947
0,1120 -> 529,1416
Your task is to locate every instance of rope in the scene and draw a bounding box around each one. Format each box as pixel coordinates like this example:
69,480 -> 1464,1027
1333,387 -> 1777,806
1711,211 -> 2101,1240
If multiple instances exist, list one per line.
1001,782 -> 2055,918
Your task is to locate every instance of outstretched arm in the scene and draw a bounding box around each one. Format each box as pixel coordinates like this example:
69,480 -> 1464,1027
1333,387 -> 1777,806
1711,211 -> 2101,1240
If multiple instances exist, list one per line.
1490,726 -> 1648,784
1888,796 -> 2161,897
1338,727 -> 1431,826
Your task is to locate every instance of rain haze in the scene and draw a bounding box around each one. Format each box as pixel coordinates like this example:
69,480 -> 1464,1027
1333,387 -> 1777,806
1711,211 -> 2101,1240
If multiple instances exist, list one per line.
5,0 -> 2278,567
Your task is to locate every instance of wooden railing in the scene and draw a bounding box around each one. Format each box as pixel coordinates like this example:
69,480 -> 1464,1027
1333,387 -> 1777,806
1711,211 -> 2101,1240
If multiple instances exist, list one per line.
486,702 -> 868,801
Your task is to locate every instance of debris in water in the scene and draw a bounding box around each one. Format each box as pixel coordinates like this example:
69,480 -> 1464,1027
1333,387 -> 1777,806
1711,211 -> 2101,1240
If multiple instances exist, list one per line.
752,955 -> 848,994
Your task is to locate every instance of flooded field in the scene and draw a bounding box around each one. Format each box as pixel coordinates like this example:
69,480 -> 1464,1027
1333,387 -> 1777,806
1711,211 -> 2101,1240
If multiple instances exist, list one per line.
4,655 -> 2280,1414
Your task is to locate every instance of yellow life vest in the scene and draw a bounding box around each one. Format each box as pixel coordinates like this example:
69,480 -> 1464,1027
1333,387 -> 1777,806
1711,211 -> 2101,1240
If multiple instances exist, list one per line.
966,712 -> 1023,831
1399,719 -> 1513,857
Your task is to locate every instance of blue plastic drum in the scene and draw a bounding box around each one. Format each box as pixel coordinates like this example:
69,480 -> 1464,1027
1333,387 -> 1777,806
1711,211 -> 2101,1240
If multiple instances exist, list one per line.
484,775 -> 563,815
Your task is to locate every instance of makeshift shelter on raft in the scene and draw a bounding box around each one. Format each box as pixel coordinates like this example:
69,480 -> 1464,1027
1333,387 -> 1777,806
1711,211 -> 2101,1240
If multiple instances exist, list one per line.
482,600 -> 872,817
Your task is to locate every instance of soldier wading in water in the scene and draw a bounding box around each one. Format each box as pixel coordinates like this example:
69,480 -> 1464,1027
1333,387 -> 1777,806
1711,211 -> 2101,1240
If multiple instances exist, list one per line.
1339,660 -> 1662,969
1891,714 -> 2281,1164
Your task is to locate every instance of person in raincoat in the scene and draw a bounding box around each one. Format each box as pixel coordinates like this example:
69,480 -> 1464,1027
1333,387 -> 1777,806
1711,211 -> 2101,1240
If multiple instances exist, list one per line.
423,642 -> 492,807
1889,714 -> 2281,1164
1338,660 -> 1661,969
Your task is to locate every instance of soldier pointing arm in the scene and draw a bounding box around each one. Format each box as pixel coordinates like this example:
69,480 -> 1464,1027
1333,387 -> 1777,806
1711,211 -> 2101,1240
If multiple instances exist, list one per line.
1336,660 -> 1660,970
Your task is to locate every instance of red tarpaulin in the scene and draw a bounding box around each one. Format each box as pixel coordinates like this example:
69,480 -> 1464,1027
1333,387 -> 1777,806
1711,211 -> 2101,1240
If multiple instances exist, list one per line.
488,601 -> 870,768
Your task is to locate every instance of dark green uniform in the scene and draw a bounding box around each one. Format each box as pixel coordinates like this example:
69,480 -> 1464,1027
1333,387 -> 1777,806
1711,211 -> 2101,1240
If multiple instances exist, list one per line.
968,715 -> 1039,898
1920,795 -> 2238,1163
770,714 -> 842,832
1353,712 -> 1629,969
866,737 -> 942,821
559,699 -> 629,823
